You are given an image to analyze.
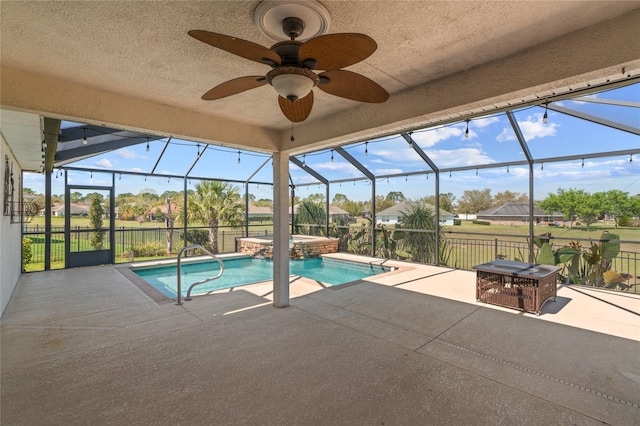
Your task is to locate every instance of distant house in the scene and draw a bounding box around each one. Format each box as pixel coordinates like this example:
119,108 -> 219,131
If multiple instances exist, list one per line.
148,202 -> 180,221
328,205 -> 350,223
247,203 -> 273,223
477,203 -> 564,225
50,202 -> 90,217
376,201 -> 455,226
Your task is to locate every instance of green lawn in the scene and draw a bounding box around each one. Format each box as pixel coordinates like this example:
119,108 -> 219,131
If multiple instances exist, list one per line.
22,218 -> 638,290
445,221 -> 639,253
27,216 -> 183,229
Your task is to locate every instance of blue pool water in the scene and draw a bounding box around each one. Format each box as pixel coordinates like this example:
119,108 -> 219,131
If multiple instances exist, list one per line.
133,257 -> 390,298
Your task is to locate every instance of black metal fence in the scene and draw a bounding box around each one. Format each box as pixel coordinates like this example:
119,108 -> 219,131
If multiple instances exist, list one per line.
22,224 -> 274,271
22,223 -> 638,293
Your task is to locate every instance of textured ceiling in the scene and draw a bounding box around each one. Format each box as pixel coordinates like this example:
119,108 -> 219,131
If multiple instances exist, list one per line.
1,1 -> 639,163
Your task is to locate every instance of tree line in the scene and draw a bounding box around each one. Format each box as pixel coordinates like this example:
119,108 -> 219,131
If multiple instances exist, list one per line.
25,184 -> 640,230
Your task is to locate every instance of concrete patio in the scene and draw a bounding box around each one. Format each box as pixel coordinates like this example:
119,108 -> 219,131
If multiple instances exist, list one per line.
1,256 -> 639,425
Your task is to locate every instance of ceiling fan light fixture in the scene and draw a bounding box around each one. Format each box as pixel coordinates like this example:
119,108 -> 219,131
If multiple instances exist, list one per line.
267,67 -> 318,101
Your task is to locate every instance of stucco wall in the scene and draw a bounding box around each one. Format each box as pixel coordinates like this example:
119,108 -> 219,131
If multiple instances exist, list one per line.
0,136 -> 23,316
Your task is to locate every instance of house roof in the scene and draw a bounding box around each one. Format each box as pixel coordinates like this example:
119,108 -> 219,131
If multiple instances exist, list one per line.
477,203 -> 562,217
329,205 -> 349,215
248,204 -> 273,215
292,204 -> 348,215
150,203 -> 181,215
376,201 -> 453,218
51,202 -> 90,214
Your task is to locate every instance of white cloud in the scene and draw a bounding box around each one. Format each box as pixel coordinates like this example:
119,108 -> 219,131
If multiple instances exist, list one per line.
472,116 -> 500,128
117,148 -> 138,159
94,158 -> 112,168
425,148 -> 495,167
506,166 -> 528,178
411,126 -> 463,147
312,161 -> 362,177
127,167 -> 145,173
371,147 -> 423,163
496,113 -> 558,142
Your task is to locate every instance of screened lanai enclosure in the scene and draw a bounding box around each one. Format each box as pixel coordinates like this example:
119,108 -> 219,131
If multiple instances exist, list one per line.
21,80 -> 640,292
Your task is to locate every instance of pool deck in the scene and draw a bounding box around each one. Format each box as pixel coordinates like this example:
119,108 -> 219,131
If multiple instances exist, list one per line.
2,254 -> 639,425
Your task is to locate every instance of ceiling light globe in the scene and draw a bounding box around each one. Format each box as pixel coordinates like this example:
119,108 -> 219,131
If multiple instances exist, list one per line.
271,74 -> 314,102
267,67 -> 319,102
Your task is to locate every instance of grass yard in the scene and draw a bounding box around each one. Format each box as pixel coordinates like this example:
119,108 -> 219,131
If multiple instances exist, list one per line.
22,217 -> 638,288
445,221 -> 639,253
27,216 -> 181,229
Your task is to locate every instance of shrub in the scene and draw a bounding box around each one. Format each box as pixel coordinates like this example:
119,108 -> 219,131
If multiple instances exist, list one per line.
617,216 -> 630,227
181,230 -> 212,250
22,238 -> 33,267
294,200 -> 326,236
397,202 -> 438,264
130,242 -> 167,257
453,219 -> 462,226
472,220 -> 491,225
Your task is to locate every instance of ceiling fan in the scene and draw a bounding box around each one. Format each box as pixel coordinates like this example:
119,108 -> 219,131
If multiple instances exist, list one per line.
188,15 -> 389,123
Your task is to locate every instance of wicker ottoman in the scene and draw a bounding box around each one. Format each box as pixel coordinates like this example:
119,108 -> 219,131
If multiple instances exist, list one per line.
473,260 -> 560,315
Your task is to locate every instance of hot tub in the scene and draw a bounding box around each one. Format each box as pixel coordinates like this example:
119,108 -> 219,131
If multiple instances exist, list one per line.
236,235 -> 339,259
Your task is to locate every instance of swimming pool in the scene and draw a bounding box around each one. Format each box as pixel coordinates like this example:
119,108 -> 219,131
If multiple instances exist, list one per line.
133,257 -> 391,298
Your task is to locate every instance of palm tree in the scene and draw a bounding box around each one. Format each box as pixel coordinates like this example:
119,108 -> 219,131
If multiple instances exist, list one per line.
181,181 -> 244,253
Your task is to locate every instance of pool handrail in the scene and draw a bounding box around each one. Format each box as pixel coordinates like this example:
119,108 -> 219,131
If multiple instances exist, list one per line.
176,244 -> 225,305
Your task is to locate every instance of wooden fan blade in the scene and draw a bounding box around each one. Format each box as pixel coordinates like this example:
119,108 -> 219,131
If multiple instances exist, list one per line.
188,30 -> 281,66
298,33 -> 377,70
317,70 -> 389,103
278,91 -> 314,122
202,76 -> 267,100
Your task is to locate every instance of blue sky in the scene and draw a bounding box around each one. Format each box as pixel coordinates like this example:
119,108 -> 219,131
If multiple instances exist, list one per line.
25,83 -> 639,203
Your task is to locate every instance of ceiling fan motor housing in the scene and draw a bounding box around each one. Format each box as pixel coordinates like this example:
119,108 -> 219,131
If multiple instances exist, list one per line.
282,17 -> 305,39
270,40 -> 304,66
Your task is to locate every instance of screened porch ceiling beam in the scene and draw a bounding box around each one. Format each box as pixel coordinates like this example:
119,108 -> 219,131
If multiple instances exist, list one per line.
246,156 -> 272,183
56,125 -> 165,165
506,111 -> 533,164
185,144 -> 207,176
401,132 -> 439,172
398,76 -> 640,136
57,124 -> 139,142
569,97 -> 640,108
150,136 -> 172,174
548,104 -> 640,135
533,148 -> 639,165
293,145 -> 639,187
289,157 -> 328,185
506,110 -> 535,262
60,166 -> 272,187
334,147 -> 375,180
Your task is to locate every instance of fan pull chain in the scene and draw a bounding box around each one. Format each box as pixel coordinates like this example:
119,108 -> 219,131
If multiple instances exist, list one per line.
290,122 -> 295,142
